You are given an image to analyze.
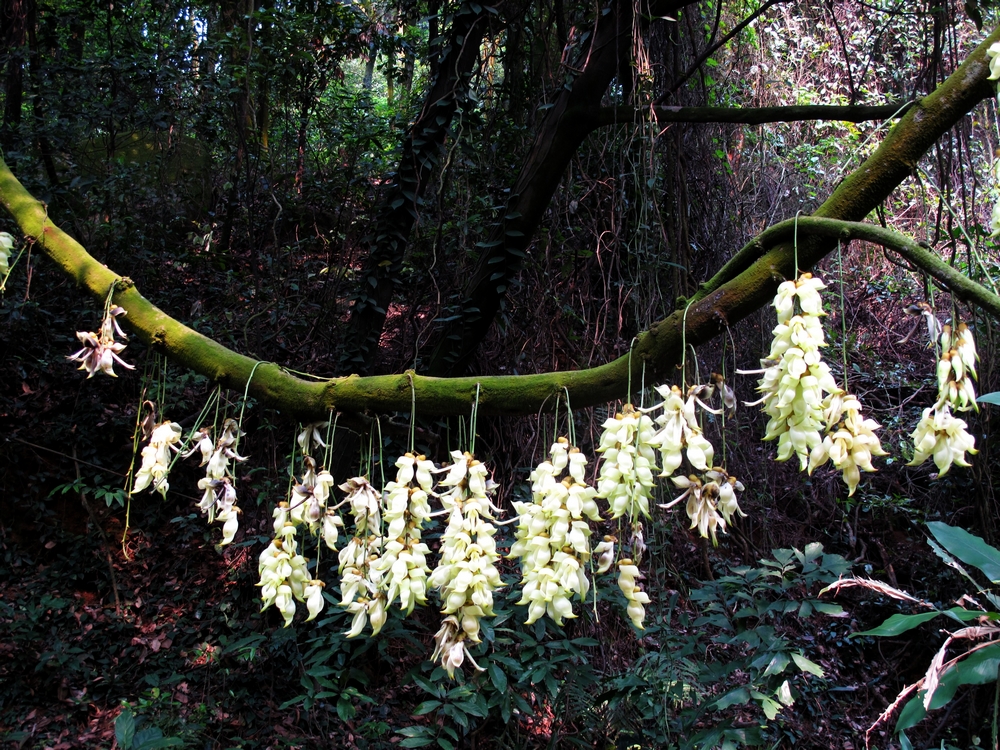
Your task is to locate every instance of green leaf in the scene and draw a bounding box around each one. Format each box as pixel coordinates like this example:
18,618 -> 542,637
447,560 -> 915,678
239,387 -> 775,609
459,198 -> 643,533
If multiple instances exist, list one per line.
759,696 -> 782,720
713,687 -> 750,710
115,706 -> 136,750
976,391 -> 1000,405
812,601 -> 845,616
927,522 -> 1000,582
413,700 -> 442,715
488,662 -> 507,692
399,738 -> 434,748
853,611 -> 942,637
791,652 -> 824,677
763,652 -> 791,676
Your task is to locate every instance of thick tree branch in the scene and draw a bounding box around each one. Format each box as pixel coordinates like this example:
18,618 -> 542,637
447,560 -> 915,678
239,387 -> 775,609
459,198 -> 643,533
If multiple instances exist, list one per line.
749,216 -> 1000,319
589,102 -> 913,129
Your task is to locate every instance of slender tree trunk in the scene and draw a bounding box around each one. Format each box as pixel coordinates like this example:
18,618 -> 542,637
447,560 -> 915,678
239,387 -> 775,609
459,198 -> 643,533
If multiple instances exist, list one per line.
340,0 -> 494,373
426,0 -> 696,375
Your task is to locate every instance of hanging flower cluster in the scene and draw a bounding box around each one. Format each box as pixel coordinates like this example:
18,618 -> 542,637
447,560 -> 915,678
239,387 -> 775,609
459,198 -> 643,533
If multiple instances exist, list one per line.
338,476 -> 387,637
908,321 -> 979,475
747,273 -> 886,494
596,405 -> 658,521
509,438 -> 600,626
649,384 -> 716,475
807,393 -> 887,496
616,559 -> 651,630
373,453 -> 435,615
259,522 -> 322,627
132,421 -> 183,498
256,423 -> 343,627
68,305 -> 135,378
186,418 -> 248,545
752,274 -> 842,470
428,451 -> 503,677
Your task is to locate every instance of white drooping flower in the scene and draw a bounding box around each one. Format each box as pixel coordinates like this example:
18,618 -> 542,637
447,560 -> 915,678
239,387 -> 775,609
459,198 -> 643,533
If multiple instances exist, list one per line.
661,468 -> 745,546
908,321 -> 979,476
428,451 -> 503,675
509,438 -> 600,626
988,41 -> 1000,81
257,531 -> 314,627
337,476 -> 386,637
908,404 -> 978,476
752,274 -> 842,471
647,384 -> 717,477
808,393 -> 888,496
595,405 -> 658,521
617,559 -> 652,630
132,421 -> 183,498
67,305 -> 135,378
0,231 -> 14,278
186,419 -> 248,545
373,453 -> 436,615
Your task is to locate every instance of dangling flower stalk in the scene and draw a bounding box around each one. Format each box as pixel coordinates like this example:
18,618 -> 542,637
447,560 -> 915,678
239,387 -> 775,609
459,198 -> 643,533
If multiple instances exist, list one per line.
509,438 -> 600,626
428,450 -> 503,677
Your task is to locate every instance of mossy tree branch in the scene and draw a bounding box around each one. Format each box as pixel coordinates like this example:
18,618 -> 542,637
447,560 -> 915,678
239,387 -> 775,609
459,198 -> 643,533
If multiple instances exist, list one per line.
1,26 -> 998,420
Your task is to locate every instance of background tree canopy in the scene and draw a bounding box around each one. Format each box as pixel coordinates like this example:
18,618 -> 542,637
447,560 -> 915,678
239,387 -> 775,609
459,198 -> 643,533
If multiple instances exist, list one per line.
3,0 -> 1000,747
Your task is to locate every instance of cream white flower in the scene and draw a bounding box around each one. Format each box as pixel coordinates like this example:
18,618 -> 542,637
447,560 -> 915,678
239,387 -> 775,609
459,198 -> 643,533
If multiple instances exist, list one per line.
132,421 -> 183,497
617,559 -> 652,629
988,41 -> 1000,81
0,232 -> 14,278
68,306 -> 135,378
808,393 -> 888,496
509,439 -> 599,626
258,535 -> 314,627
373,454 -> 436,615
908,404 -> 977,475
337,476 -> 386,637
427,452 -> 503,674
596,405 -> 658,520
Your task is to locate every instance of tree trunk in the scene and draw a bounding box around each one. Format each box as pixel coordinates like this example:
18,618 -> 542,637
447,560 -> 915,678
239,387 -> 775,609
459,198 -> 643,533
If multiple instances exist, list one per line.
340,0 -> 494,373
426,0 -> 696,375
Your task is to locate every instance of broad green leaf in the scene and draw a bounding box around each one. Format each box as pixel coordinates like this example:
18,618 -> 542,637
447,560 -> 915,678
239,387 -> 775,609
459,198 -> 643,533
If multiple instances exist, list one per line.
763,651 -> 791,676
399,738 -> 434,748
791,652 -> 825,677
812,601 -> 846,617
853,611 -> 942,637
976,391 -> 1000,405
115,707 -> 136,750
927,522 -> 1000,582
759,696 -> 782,720
713,687 -> 750,710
